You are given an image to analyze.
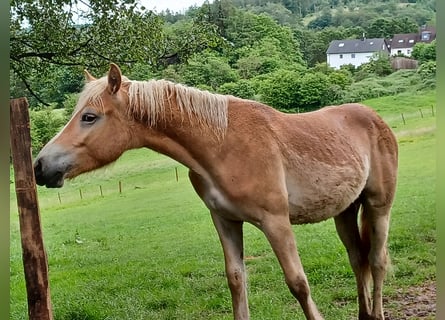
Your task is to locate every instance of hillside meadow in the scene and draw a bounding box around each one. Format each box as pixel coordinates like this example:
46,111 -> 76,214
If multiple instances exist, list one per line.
10,90 -> 436,319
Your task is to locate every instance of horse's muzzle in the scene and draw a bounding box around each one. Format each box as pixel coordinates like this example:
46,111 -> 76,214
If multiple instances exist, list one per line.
32,142 -> 77,188
33,157 -> 66,188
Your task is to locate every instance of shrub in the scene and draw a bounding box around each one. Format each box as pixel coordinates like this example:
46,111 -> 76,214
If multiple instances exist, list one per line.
30,107 -> 65,154
218,80 -> 256,99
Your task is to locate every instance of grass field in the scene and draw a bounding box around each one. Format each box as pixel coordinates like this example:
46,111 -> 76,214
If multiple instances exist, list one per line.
10,90 -> 436,319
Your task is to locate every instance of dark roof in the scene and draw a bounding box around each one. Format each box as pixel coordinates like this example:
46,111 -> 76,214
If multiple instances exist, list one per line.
390,33 -> 418,49
326,38 -> 388,54
390,26 -> 436,49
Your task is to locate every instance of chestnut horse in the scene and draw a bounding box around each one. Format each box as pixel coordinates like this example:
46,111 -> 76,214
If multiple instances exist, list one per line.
34,64 -> 398,320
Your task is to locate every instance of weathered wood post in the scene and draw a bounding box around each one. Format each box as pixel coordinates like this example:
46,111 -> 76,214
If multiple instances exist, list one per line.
10,98 -> 53,320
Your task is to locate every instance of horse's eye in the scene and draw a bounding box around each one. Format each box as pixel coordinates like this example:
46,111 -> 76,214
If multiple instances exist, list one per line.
81,113 -> 97,124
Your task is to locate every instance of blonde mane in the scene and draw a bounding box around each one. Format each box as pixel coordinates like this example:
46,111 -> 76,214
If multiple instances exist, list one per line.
127,80 -> 229,136
76,77 -> 229,137
75,77 -> 109,113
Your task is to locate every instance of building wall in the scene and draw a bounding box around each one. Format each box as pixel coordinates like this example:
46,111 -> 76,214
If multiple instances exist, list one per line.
390,48 -> 413,57
327,52 -> 374,69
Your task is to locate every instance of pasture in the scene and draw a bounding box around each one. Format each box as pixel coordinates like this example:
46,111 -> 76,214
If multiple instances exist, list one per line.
10,91 -> 436,319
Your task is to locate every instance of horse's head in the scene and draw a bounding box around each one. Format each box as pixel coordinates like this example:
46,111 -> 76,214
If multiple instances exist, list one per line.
34,63 -> 139,188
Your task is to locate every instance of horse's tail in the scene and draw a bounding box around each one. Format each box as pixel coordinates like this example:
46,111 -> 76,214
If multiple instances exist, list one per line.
359,204 -> 372,287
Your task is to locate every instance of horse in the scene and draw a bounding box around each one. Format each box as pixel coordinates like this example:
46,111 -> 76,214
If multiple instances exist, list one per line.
33,63 -> 398,320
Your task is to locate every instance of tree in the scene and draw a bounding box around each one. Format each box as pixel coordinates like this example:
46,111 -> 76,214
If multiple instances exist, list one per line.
307,11 -> 332,30
218,80 -> 256,99
412,40 -> 436,64
296,72 -> 330,109
10,0 -> 223,105
235,36 -> 302,78
357,52 -> 393,77
180,51 -> 239,90
365,17 -> 418,39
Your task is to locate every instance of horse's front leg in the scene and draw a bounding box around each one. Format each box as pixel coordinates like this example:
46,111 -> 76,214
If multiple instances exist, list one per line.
261,216 -> 324,320
210,211 -> 249,320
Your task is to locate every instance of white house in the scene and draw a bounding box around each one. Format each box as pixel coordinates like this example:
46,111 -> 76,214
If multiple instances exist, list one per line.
326,38 -> 390,69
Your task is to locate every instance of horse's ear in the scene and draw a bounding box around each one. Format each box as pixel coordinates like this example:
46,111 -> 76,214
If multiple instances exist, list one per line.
107,63 -> 122,95
84,69 -> 96,82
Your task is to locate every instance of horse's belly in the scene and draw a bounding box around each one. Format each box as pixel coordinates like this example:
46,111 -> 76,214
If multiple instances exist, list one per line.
286,166 -> 367,225
288,196 -> 352,224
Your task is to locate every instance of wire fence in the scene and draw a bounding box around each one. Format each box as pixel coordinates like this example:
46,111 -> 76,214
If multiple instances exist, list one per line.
6,167 -> 183,214
383,105 -> 435,127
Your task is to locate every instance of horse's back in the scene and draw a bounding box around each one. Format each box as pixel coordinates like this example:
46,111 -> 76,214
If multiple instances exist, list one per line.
295,103 -> 397,160
275,103 -> 397,224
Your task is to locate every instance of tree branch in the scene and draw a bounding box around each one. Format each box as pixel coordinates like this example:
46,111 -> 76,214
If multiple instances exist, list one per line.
15,52 -> 56,60
11,65 -> 50,106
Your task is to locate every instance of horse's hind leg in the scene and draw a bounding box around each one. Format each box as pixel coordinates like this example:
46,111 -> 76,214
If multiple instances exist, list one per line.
334,200 -> 372,319
361,201 -> 392,320
261,216 -> 323,320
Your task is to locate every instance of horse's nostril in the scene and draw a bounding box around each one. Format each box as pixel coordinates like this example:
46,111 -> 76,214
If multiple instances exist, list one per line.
34,159 -> 40,170
34,158 -> 43,176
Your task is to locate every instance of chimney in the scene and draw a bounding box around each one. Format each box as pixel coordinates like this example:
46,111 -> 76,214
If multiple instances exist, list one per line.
362,32 -> 366,41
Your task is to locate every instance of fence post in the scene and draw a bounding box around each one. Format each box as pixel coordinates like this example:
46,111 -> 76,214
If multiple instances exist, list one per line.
99,185 -> 103,197
401,113 -> 406,125
119,181 -> 122,194
419,109 -> 424,118
10,98 -> 53,320
175,167 -> 178,182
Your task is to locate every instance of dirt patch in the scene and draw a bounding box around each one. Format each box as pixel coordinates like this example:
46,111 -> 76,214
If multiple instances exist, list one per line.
384,280 -> 436,320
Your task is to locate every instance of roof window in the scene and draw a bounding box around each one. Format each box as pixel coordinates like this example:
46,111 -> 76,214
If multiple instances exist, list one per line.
398,39 -> 404,43
338,43 -> 344,47
421,32 -> 431,41
409,39 -> 414,43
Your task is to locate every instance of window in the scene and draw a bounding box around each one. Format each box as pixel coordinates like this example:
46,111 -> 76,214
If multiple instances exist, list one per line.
398,39 -> 404,43
339,54 -> 343,59
407,49 -> 411,54
421,32 -> 431,41
351,53 -> 355,58
409,39 -> 415,43
397,50 -> 402,54
338,43 -> 344,47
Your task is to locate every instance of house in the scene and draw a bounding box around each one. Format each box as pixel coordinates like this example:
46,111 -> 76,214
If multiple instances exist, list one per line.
389,26 -> 436,57
326,38 -> 390,70
389,33 -> 418,56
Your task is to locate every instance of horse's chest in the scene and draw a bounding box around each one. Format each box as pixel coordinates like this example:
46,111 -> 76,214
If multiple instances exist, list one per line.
203,187 -> 233,213
201,185 -> 262,223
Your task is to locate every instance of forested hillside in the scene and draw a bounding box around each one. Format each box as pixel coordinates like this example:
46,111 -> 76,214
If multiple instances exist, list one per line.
10,0 -> 436,152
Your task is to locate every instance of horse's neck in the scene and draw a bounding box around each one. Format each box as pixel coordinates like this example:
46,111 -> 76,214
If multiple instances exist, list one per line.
138,113 -> 222,176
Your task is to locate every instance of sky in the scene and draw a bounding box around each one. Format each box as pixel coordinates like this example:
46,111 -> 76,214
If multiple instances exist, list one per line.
140,0 -> 211,13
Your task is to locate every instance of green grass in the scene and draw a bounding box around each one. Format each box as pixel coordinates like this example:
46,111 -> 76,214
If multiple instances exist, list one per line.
10,90 -> 436,319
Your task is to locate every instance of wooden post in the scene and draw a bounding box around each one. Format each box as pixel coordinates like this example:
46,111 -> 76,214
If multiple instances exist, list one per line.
99,185 -> 103,197
401,113 -> 406,125
119,181 -> 122,194
10,98 -> 53,320
419,108 -> 424,118
79,189 -> 83,200
57,192 -> 61,204
175,167 -> 178,182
